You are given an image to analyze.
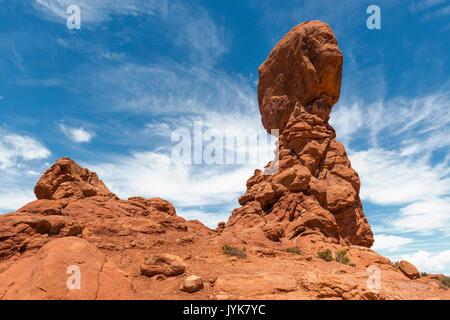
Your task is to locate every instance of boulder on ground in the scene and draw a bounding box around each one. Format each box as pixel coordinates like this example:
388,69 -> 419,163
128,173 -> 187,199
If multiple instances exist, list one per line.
180,275 -> 204,293
140,253 -> 186,277
399,260 -> 420,280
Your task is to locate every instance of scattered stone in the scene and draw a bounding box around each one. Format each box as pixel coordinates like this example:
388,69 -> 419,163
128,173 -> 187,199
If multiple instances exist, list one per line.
399,260 -> 420,280
65,224 -> 83,236
180,275 -> 204,293
140,254 -> 185,277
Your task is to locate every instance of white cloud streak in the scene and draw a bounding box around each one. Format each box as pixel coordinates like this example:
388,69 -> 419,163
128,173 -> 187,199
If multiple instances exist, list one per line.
401,250 -> 450,275
86,62 -> 255,115
350,149 -> 449,206
88,110 -> 275,211
60,124 -> 95,143
372,234 -> 414,253
331,91 -> 450,241
33,0 -> 163,24
33,0 -> 226,65
81,56 -> 273,220
0,131 -> 51,213
0,132 -> 51,169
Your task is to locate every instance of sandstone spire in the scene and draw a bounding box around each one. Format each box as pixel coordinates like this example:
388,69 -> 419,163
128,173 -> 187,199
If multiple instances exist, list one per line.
223,21 -> 374,248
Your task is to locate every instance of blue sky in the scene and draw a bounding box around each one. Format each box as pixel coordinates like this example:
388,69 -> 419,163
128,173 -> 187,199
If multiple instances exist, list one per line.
0,0 -> 449,274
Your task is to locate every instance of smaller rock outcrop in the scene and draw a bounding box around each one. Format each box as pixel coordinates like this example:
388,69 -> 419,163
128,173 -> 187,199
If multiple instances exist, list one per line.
34,158 -> 116,200
399,260 -> 420,280
0,156 -> 448,300
0,158 -> 196,261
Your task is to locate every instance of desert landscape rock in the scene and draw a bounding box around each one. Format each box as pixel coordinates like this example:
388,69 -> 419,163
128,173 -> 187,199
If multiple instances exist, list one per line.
141,253 -> 186,277
258,21 -> 343,131
34,157 -> 116,201
0,20 -> 448,300
223,20 -> 373,249
399,260 -> 421,280
180,275 -> 204,293
0,158 -> 448,300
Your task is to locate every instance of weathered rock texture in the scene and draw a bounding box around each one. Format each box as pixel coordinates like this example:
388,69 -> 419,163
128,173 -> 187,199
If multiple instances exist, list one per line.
34,157 -> 115,200
0,158 -> 448,300
399,260 -> 421,280
0,21 -> 448,301
258,21 -> 343,131
223,21 -> 374,248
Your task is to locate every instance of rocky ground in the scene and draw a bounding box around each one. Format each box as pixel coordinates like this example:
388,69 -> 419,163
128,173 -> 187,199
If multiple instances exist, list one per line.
0,159 -> 448,300
1,20 -> 448,300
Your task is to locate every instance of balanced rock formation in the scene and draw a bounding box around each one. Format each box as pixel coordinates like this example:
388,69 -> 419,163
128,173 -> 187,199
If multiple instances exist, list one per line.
0,21 -> 449,301
223,21 -> 374,248
180,275 -> 204,293
258,21 -> 343,131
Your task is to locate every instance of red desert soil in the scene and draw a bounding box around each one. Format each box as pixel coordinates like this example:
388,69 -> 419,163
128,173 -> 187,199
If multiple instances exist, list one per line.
0,21 -> 448,300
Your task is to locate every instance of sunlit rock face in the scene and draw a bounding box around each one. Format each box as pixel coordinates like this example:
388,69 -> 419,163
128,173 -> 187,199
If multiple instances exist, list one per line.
224,21 -> 374,248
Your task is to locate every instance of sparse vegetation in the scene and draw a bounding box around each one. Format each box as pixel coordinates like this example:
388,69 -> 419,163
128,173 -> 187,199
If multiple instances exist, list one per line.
222,243 -> 247,258
283,247 -> 302,255
391,261 -> 400,268
439,275 -> 450,290
421,272 -> 428,277
335,250 -> 350,265
317,249 -> 333,262
317,248 -> 355,266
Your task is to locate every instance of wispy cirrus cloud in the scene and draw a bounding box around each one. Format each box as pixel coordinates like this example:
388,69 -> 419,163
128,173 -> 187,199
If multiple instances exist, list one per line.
410,0 -> 449,12
33,0 -> 227,65
87,108 -> 275,221
372,234 -> 414,253
350,149 -> 449,207
33,0 -> 164,24
78,59 -> 272,225
83,61 -> 257,116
